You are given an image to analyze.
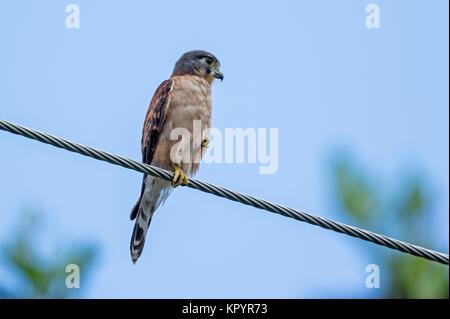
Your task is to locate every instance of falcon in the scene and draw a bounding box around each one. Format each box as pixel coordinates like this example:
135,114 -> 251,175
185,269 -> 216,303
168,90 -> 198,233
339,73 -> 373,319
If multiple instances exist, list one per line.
129,50 -> 223,263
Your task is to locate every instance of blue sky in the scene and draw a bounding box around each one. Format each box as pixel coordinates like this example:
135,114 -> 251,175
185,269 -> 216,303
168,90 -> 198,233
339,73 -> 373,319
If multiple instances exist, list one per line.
0,1 -> 448,298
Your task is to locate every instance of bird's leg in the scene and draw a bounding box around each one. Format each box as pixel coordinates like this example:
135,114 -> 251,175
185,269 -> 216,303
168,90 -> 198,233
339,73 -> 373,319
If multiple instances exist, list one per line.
201,137 -> 209,148
172,163 -> 189,188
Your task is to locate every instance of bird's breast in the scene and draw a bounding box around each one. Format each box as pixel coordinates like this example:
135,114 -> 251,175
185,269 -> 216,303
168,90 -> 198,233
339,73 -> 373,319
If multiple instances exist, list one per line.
167,75 -> 212,131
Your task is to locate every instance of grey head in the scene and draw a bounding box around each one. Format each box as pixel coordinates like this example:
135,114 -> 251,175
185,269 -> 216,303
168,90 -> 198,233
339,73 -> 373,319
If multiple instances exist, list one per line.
171,50 -> 223,82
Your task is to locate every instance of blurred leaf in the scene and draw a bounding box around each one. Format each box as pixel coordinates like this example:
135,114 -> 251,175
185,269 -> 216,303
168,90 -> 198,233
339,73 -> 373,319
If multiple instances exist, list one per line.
388,257 -> 449,298
1,210 -> 99,298
331,158 -> 378,223
395,179 -> 429,219
328,150 -> 448,298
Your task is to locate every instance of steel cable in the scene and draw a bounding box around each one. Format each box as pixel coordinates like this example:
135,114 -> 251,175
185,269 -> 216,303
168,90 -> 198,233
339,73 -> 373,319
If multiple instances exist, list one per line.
1,119 -> 448,265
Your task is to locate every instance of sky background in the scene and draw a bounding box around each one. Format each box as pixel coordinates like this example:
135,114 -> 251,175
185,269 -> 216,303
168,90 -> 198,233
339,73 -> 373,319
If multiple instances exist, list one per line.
0,0 -> 448,298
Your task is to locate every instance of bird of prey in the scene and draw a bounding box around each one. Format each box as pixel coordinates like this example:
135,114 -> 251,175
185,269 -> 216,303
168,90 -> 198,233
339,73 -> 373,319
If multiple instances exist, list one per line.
129,50 -> 223,263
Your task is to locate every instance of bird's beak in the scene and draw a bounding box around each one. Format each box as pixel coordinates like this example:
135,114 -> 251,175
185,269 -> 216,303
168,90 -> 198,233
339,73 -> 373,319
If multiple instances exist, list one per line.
213,68 -> 224,81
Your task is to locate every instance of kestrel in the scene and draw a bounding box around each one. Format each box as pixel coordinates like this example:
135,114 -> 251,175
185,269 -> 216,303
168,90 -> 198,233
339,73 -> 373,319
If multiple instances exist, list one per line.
129,50 -> 223,263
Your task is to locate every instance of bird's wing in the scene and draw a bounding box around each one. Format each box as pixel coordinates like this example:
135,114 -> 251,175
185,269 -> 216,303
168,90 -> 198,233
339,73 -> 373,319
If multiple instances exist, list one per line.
141,79 -> 174,164
130,79 -> 173,220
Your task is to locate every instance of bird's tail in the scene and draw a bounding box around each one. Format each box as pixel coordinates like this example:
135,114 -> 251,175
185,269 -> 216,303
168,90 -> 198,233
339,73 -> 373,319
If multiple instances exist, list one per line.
130,203 -> 154,264
130,175 -> 171,263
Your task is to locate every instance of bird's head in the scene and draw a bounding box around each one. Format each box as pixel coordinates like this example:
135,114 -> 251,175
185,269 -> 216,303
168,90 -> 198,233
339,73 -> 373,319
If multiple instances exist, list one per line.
171,50 -> 223,83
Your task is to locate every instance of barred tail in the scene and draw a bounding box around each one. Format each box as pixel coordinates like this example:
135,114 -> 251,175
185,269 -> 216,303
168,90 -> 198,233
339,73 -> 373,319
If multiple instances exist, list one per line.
130,204 -> 154,264
130,175 -> 171,263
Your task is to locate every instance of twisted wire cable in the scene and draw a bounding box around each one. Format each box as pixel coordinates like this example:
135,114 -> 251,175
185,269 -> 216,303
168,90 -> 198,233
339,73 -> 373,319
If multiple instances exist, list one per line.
1,119 -> 448,265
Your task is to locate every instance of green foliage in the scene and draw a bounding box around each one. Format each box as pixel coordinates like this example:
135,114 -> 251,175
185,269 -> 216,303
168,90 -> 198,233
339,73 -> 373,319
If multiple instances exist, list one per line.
0,210 -> 98,298
389,256 -> 449,298
332,158 -> 378,223
396,178 -> 429,220
329,153 -> 448,298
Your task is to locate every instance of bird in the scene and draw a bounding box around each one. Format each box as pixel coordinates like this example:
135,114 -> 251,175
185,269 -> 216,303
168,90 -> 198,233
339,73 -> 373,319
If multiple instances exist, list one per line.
129,50 -> 223,263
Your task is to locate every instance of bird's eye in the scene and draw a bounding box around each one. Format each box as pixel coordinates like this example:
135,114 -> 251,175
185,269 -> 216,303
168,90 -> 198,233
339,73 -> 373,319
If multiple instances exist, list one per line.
204,57 -> 213,65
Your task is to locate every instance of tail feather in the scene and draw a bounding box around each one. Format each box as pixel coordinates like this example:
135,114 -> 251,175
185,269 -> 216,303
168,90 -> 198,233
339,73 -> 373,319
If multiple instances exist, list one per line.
130,175 -> 172,263
130,205 -> 154,264
130,199 -> 141,221
130,175 -> 146,220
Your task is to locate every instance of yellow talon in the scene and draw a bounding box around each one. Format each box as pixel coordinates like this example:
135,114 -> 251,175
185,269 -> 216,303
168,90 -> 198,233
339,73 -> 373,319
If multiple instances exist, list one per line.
172,164 -> 189,188
201,137 -> 209,148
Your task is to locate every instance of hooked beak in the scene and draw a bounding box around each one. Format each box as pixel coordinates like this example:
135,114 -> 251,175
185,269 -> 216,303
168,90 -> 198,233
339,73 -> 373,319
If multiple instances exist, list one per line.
213,69 -> 224,81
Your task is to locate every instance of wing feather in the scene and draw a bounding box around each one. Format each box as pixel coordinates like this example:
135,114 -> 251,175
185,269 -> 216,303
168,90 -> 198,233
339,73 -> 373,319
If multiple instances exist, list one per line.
142,79 -> 173,164
130,79 -> 173,220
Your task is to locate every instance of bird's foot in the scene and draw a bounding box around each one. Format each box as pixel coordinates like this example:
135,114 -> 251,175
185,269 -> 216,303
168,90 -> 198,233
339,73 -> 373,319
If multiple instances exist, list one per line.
172,164 -> 189,188
201,137 -> 209,148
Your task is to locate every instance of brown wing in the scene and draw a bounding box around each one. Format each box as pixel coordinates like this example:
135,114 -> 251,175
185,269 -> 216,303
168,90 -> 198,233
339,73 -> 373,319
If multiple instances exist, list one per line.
141,79 -> 173,164
130,79 -> 173,220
